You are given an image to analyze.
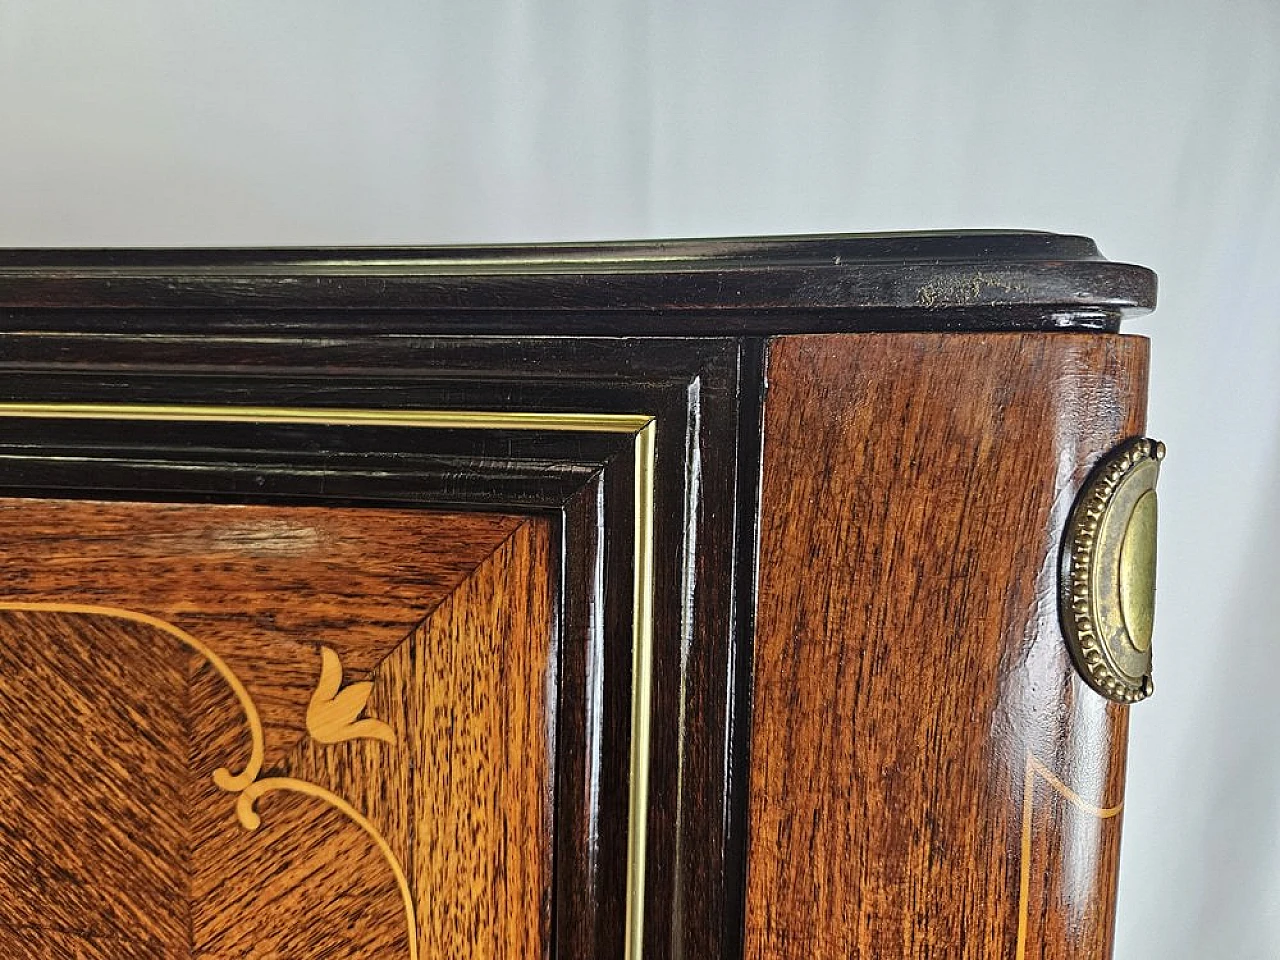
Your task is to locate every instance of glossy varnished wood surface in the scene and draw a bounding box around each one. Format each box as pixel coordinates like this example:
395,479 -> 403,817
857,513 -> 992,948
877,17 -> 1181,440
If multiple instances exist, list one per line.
0,500 -> 553,958
0,612 -> 190,959
408,520 -> 554,958
0,230 -> 1160,960
746,333 -> 1149,960
0,334 -> 761,960
0,231 -> 1154,330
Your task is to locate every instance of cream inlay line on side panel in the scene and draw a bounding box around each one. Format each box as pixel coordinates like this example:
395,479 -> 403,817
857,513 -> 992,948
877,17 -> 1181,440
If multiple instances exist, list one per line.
1015,751 -> 1124,960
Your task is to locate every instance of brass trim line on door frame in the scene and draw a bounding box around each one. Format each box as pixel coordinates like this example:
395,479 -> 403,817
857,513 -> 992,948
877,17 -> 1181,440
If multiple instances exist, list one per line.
0,401 -> 658,960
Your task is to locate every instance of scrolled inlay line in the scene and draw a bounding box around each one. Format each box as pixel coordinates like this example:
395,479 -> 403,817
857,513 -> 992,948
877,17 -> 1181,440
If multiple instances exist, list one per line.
236,776 -> 417,960
0,601 -> 418,960
0,601 -> 264,792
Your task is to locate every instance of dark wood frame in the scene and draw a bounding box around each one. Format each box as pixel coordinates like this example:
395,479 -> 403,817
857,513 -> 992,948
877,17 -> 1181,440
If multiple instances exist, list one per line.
0,333 -> 763,960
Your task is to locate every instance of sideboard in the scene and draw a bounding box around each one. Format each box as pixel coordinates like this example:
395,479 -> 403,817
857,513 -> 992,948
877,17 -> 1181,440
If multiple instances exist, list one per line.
0,232 -> 1159,959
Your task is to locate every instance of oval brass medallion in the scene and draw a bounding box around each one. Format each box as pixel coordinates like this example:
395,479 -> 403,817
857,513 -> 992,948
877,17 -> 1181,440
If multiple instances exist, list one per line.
1060,437 -> 1164,703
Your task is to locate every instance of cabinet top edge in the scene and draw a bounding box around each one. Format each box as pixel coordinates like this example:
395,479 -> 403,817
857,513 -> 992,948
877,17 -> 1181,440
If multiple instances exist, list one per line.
0,231 -> 1155,327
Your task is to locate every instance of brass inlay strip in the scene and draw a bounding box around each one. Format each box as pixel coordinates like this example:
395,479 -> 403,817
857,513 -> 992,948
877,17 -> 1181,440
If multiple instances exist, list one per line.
1015,752 -> 1124,960
0,402 -> 651,434
625,421 -> 656,960
0,401 -> 657,960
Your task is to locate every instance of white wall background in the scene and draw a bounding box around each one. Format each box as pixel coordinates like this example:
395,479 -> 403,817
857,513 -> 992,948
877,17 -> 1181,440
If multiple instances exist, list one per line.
2,2 -> 1277,956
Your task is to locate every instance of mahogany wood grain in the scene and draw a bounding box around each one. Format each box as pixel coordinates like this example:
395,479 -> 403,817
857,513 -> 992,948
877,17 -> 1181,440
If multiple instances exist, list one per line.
407,520 -> 554,959
0,499 -> 554,959
745,333 -> 1149,960
187,519 -> 554,959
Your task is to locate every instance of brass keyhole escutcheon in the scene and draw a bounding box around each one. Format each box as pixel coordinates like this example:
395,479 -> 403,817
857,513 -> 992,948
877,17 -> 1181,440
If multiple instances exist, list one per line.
1060,437 -> 1164,703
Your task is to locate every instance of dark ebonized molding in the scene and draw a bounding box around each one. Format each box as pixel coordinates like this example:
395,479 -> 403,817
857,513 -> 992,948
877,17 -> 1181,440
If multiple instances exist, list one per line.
0,231 -> 1154,332
0,334 -> 759,960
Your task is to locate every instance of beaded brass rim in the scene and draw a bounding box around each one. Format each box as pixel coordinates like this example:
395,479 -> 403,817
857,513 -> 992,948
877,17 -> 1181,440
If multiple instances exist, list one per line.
1060,437 -> 1164,703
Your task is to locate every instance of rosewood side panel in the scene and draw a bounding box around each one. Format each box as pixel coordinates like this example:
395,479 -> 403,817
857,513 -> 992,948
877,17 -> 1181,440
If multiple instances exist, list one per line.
746,333 -> 1149,960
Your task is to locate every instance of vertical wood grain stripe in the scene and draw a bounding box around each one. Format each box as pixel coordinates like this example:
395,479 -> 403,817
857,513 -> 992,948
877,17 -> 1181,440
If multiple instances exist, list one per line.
746,333 -> 1148,960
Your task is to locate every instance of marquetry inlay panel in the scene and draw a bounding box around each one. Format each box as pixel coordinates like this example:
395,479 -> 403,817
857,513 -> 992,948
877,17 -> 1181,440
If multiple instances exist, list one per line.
0,498 -> 554,959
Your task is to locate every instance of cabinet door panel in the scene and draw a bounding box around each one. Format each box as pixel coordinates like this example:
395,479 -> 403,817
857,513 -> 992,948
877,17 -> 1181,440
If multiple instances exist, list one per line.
0,499 -> 553,960
0,334 -> 756,960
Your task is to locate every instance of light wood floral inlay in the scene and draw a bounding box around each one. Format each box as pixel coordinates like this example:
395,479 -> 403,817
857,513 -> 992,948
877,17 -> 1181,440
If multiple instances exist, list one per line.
0,601 -> 417,960
307,646 -> 396,745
